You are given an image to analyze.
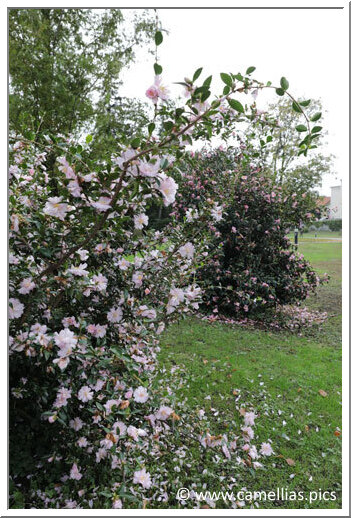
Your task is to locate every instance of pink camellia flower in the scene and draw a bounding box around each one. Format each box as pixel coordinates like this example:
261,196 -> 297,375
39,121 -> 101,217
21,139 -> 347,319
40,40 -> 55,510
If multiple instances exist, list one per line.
91,197 -> 112,212
69,417 -> 83,431
137,305 -> 157,319
138,159 -> 160,178
57,156 -> 76,180
244,411 -> 257,427
260,442 -> 274,456
104,399 -> 120,415
112,498 -> 123,509
107,306 -> 123,323
54,328 -> 77,357
134,213 -> 149,230
78,386 -> 94,403
241,425 -> 254,441
211,204 -> 223,222
70,463 -> 82,481
178,242 -> 195,259
77,437 -> 88,448
133,468 -> 152,489
9,298 -> 24,319
145,76 -> 170,104
157,173 -> 178,206
145,85 -> 159,103
67,263 -> 88,277
92,273 -> 108,291
133,386 -> 149,403
18,277 -> 36,295
54,387 -> 72,408
43,196 -> 70,221
155,405 -> 173,421
132,271 -> 144,288
117,258 -> 130,271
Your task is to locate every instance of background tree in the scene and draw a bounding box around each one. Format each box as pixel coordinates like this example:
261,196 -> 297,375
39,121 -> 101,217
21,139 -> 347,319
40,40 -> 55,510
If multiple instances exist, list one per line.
242,97 -> 335,192
9,8 -> 155,143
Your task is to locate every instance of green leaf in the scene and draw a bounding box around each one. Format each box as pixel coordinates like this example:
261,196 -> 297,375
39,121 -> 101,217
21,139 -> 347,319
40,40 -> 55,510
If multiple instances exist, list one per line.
155,31 -> 163,46
223,85 -> 230,95
193,67 -> 203,81
275,88 -> 285,96
201,90 -> 211,102
246,66 -> 256,75
311,125 -> 322,133
148,123 -> 155,135
203,75 -> 212,87
296,124 -> 308,132
299,99 -> 311,107
228,98 -> 244,113
220,73 -> 232,86
292,101 -> 303,113
154,63 -> 162,75
85,134 -> 93,143
130,137 -> 140,149
280,76 -> 289,90
164,121 -> 173,132
310,112 -> 322,122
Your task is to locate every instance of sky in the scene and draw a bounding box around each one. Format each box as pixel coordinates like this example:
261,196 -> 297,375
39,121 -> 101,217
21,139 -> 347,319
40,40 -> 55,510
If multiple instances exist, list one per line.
118,6 -> 348,196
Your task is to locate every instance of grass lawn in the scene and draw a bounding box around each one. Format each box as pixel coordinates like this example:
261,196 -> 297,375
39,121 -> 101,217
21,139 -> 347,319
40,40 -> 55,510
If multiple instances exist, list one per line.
159,240 -> 342,509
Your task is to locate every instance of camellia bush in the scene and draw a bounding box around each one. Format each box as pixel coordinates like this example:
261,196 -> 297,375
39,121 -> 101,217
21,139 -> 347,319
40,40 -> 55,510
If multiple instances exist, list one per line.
9,29 -> 321,509
171,147 -> 326,317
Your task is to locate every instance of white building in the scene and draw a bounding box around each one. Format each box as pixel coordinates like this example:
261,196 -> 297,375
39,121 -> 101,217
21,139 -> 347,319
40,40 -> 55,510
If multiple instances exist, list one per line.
329,185 -> 342,220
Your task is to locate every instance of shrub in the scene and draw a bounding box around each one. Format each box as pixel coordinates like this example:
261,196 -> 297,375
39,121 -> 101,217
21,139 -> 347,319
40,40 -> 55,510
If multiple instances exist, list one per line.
171,149 -> 324,317
9,46 -> 320,506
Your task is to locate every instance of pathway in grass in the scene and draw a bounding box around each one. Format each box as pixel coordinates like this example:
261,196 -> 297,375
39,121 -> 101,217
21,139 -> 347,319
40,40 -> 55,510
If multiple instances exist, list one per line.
159,240 -> 342,509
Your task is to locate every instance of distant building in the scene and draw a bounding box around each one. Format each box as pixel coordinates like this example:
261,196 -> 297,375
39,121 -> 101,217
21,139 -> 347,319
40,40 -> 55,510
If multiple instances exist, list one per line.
329,185 -> 342,219
317,185 -> 342,220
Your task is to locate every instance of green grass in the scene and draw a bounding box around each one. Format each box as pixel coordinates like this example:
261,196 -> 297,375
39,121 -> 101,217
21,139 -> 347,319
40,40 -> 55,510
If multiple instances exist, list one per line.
159,240 -> 342,509
288,231 -> 342,241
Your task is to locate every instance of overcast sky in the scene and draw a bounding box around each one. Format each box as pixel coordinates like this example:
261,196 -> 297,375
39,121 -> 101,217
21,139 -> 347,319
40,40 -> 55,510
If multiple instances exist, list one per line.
118,6 -> 348,196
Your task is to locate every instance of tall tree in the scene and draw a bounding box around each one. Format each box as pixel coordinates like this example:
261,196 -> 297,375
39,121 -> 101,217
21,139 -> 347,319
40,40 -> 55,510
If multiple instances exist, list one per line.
9,8 -> 155,139
242,97 -> 335,191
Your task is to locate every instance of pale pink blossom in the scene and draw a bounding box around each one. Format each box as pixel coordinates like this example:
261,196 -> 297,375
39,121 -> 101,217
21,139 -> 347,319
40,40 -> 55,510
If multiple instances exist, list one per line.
104,399 -> 120,414
107,307 -> 123,323
92,273 -> 108,291
117,258 -> 130,271
9,298 -> 24,319
179,242 -> 195,259
133,468 -> 152,489
43,197 -> 70,221
77,437 -> 88,448
132,271 -> 144,288
133,386 -> 149,403
146,76 -> 170,104
260,442 -> 274,456
134,213 -> 149,230
70,463 -> 82,481
157,173 -> 178,206
54,328 -> 77,357
67,263 -> 88,277
155,406 -> 173,421
57,157 -> 76,179
244,411 -> 257,427
54,387 -> 72,408
78,386 -> 94,403
91,197 -> 112,212
112,498 -> 123,509
69,417 -> 83,431
138,159 -> 159,178
18,277 -> 35,295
